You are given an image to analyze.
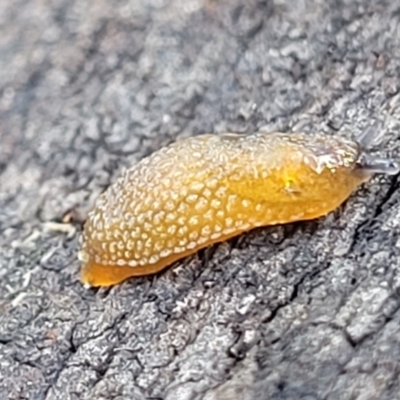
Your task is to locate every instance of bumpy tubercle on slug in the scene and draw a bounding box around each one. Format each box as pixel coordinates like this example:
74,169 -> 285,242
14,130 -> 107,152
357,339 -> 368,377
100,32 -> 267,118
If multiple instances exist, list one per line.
79,133 -> 399,287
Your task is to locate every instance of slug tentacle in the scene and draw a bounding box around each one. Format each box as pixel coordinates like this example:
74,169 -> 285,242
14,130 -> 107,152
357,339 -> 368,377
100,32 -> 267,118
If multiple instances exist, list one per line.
356,154 -> 400,177
79,132 -> 398,287
357,123 -> 384,148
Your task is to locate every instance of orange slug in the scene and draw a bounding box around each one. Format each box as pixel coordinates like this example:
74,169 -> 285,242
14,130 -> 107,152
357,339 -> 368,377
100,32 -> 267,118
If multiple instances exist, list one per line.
78,132 -> 398,287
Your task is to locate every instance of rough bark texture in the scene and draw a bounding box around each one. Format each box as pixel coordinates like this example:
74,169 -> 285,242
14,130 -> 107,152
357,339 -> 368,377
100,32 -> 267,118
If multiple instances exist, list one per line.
1,0 -> 400,399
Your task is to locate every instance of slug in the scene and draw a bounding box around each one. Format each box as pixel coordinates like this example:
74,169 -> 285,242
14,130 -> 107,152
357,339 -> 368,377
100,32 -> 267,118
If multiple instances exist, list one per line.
78,132 -> 398,287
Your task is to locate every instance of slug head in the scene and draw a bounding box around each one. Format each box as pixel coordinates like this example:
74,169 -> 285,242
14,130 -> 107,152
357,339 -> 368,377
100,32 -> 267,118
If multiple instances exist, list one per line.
262,133 -> 399,221
302,133 -> 397,177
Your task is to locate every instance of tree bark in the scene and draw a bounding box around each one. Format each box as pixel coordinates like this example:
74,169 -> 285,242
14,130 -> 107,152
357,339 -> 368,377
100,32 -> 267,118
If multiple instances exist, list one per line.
1,0 -> 400,399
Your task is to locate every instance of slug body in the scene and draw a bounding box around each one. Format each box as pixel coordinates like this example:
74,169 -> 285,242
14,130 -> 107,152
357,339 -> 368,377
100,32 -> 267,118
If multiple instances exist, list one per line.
79,132 -> 397,286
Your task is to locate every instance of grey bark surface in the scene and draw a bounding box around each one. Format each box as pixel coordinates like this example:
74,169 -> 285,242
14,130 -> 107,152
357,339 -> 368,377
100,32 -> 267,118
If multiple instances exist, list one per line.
1,0 -> 400,399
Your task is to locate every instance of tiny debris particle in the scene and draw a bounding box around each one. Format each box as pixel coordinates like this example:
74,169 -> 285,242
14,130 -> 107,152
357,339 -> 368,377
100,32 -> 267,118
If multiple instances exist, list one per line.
79,132 -> 398,287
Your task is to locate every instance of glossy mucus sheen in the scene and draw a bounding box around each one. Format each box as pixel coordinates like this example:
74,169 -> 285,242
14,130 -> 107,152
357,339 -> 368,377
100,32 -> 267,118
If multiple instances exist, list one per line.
79,132 -> 398,286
